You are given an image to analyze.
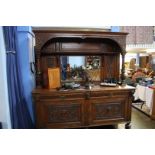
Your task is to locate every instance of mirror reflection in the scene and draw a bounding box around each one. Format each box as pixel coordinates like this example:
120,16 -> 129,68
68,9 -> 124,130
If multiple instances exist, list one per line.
60,56 -> 101,82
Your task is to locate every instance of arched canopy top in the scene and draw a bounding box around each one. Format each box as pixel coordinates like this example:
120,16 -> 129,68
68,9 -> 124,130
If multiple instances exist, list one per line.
40,37 -> 123,55
33,28 -> 128,55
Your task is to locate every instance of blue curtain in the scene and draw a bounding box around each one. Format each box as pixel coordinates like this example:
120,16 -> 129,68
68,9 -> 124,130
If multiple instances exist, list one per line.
3,26 -> 34,129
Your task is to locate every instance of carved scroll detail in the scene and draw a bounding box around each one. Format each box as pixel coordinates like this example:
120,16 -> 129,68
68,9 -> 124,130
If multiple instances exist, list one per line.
48,104 -> 81,123
94,103 -> 123,120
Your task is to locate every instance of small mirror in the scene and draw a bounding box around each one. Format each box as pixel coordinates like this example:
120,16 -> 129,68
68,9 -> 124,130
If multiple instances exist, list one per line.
60,56 -> 101,82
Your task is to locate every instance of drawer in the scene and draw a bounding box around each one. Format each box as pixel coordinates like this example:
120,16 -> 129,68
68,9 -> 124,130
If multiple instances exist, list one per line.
90,91 -> 129,98
90,92 -> 112,98
39,92 -> 84,100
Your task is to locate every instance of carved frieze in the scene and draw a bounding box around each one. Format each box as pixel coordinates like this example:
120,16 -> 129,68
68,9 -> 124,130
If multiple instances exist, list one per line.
48,104 -> 81,123
94,102 -> 123,120
34,30 -> 127,53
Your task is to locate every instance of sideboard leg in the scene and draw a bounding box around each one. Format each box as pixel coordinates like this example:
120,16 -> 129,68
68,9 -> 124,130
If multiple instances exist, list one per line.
125,122 -> 131,129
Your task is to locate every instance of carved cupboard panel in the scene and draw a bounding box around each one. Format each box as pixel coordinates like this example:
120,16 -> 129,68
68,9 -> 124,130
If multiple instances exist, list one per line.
35,98 -> 85,128
90,97 -> 127,125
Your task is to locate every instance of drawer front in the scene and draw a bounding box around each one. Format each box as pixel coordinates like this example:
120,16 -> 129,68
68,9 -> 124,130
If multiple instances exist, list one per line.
90,92 -> 112,98
36,99 -> 84,128
39,93 -> 84,100
90,98 -> 127,125
90,91 -> 129,98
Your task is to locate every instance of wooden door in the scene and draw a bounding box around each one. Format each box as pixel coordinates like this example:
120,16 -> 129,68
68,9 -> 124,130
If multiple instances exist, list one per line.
35,98 -> 85,128
89,97 -> 127,126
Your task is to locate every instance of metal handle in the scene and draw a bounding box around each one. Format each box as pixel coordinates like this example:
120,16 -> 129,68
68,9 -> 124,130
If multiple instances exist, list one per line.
30,62 -> 35,74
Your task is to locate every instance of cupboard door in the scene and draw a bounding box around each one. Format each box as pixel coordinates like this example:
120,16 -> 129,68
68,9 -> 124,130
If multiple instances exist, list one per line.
89,97 -> 127,125
36,99 -> 85,128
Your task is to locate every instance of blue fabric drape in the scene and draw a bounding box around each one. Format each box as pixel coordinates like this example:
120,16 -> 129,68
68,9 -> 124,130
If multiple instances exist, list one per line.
3,26 -> 34,129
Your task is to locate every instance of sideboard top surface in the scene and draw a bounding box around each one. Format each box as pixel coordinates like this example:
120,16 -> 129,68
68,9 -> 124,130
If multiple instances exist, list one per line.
32,85 -> 135,94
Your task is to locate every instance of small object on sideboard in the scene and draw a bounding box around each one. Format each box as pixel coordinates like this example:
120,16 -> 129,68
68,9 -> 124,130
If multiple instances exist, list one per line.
48,67 -> 61,89
100,82 -> 117,87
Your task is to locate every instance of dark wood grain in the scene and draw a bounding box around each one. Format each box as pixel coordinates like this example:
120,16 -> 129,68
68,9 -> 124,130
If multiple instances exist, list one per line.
32,86 -> 134,128
32,27 -> 134,129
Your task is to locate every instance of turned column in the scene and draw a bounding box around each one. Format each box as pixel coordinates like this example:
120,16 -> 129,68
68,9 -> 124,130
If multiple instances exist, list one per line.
121,52 -> 126,81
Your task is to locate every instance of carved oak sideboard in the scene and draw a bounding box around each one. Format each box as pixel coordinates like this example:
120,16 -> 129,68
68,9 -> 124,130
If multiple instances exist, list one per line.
32,86 -> 134,128
32,27 -> 135,128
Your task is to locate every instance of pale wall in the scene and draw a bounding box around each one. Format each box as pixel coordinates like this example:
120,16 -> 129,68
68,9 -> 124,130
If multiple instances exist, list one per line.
0,26 -> 11,128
